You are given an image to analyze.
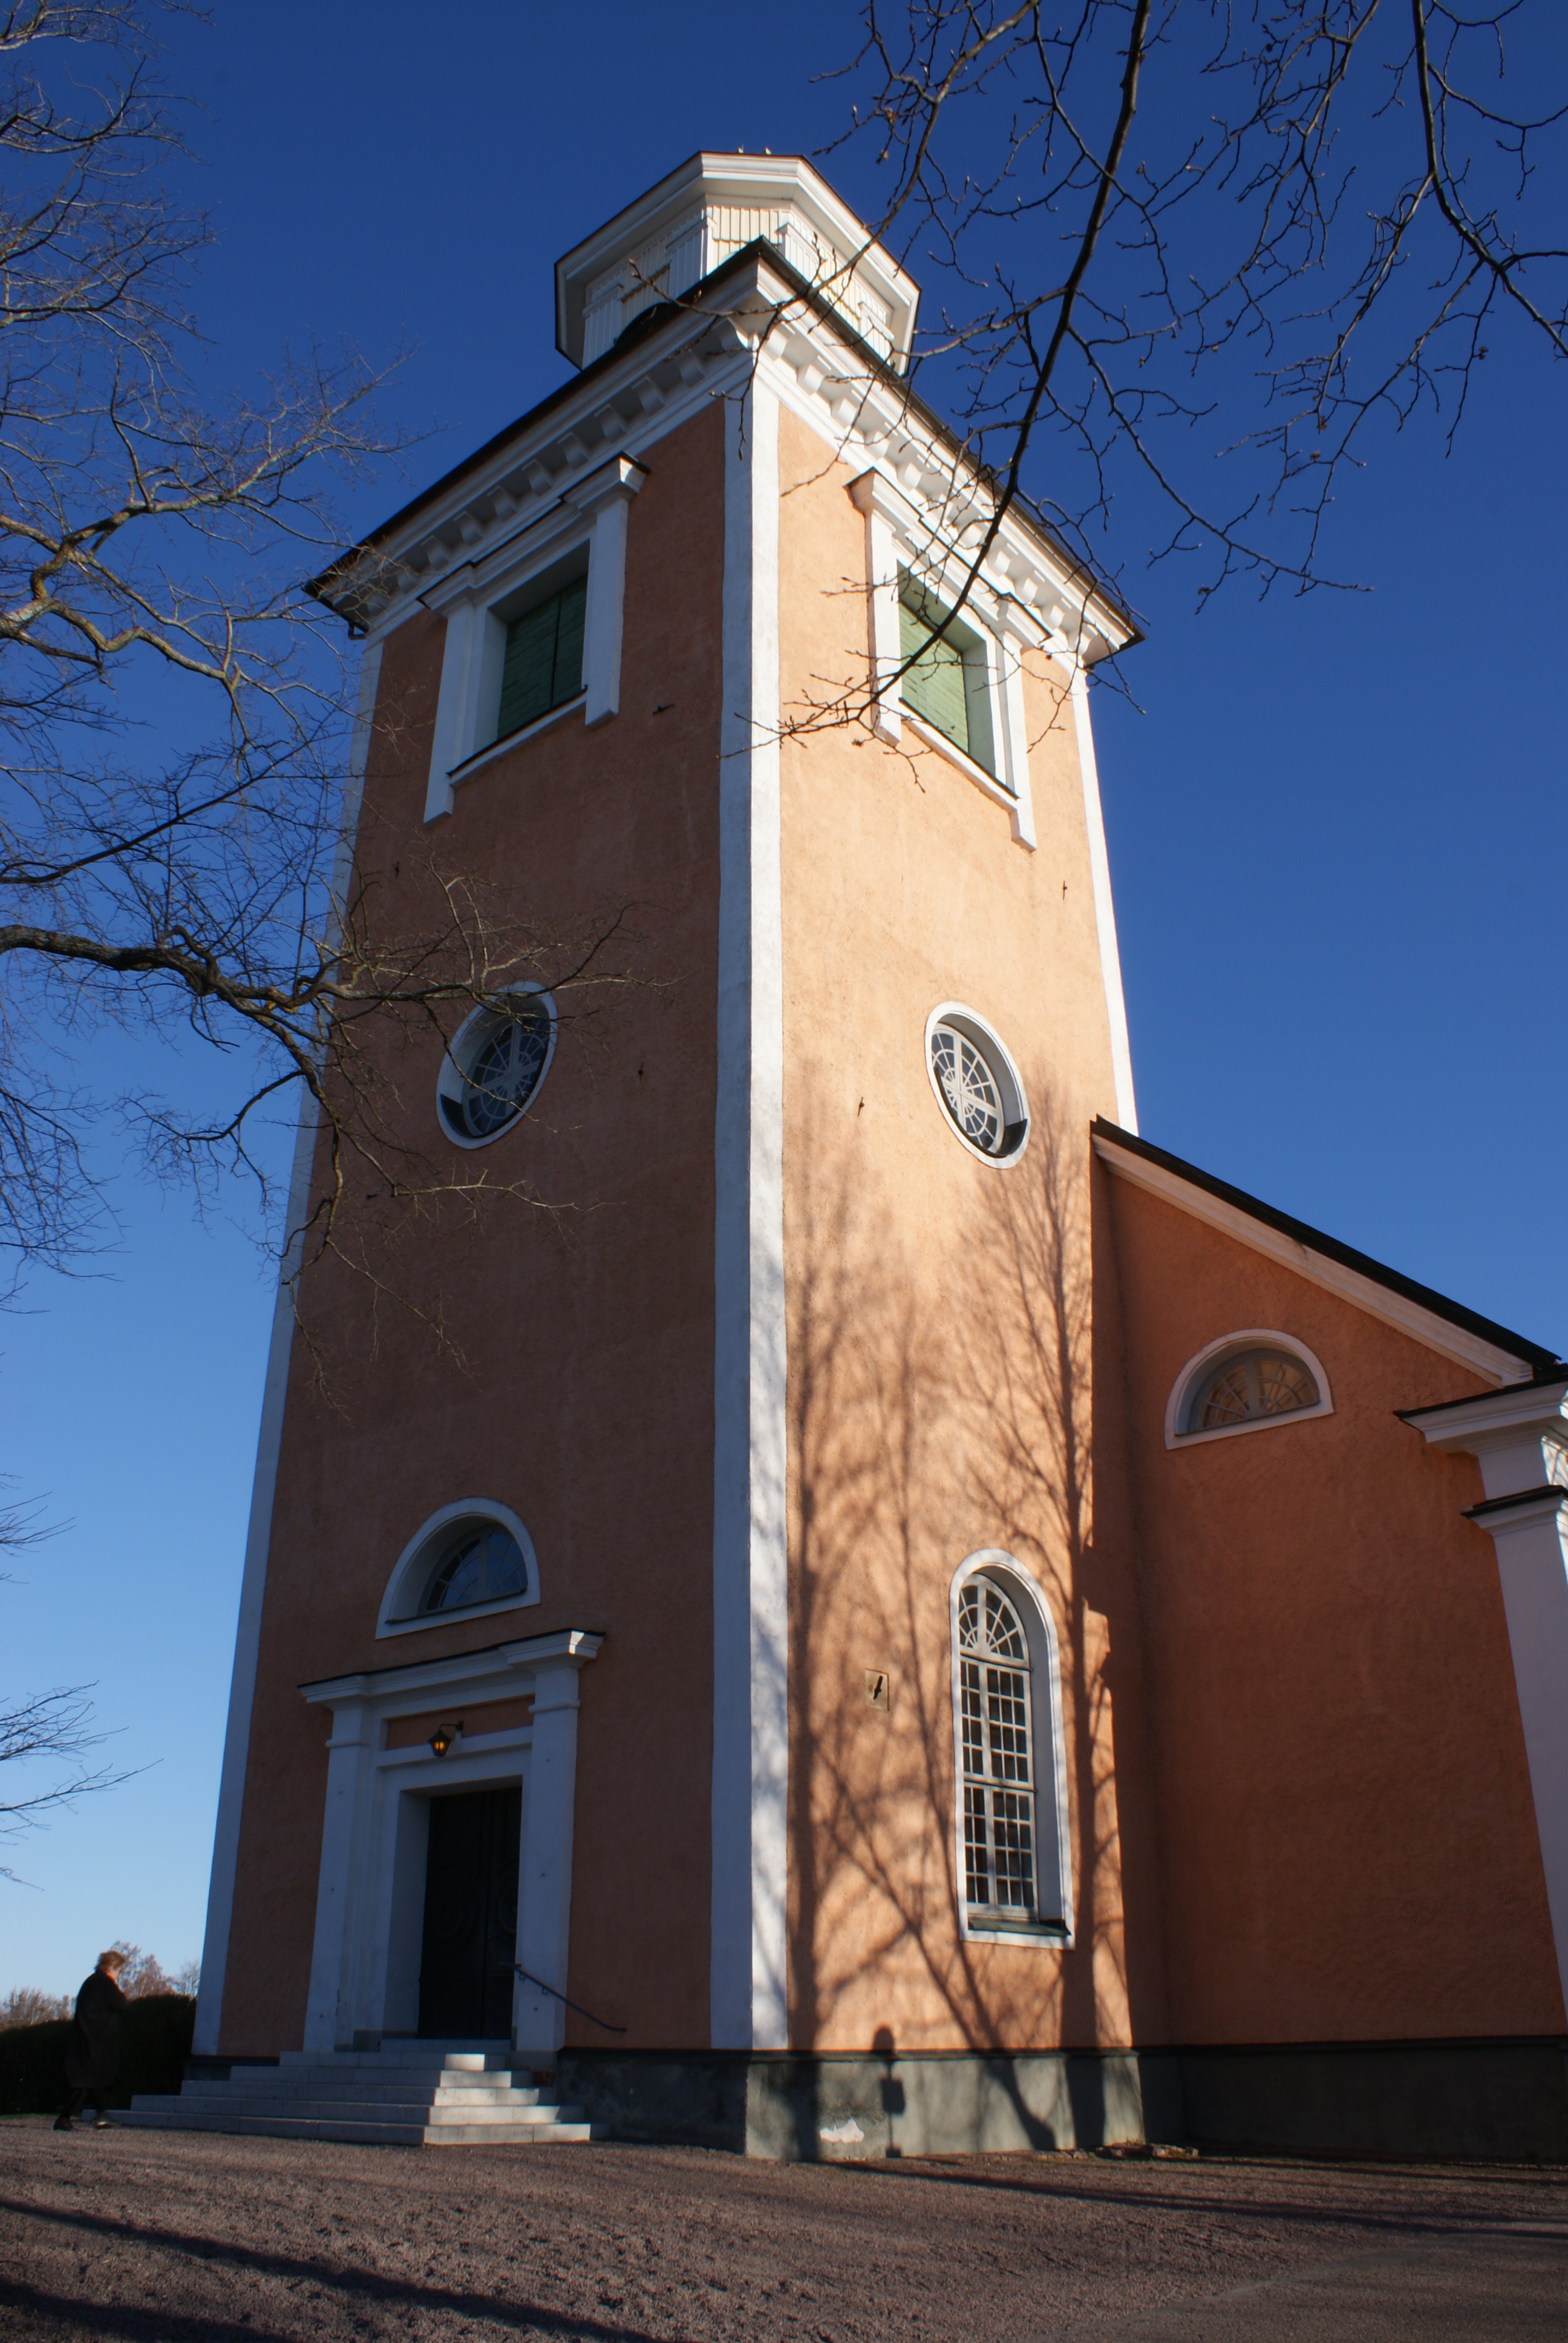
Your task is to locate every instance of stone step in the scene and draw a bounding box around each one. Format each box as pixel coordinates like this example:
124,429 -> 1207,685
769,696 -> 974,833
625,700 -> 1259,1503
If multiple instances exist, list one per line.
128,2092 -> 582,2125
275,2047 -> 510,2070
115,2108 -> 600,2148
179,2076 -> 548,2108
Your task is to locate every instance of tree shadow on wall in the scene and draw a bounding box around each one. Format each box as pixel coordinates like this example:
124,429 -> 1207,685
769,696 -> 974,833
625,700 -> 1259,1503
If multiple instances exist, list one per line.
785,1080 -> 1144,2156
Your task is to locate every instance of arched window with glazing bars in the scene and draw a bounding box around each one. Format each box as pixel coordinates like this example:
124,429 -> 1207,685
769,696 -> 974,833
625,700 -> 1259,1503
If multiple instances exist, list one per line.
954,1565 -> 1071,1940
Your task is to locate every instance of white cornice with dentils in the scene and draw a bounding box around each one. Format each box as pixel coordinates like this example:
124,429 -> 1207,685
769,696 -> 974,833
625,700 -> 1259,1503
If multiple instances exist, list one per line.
1093,1129 -> 1535,1385
321,247 -> 1136,668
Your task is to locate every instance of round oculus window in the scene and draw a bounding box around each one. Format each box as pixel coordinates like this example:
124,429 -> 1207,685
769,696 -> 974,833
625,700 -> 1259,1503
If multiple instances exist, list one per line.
437,988 -> 555,1147
926,1006 -> 1029,1163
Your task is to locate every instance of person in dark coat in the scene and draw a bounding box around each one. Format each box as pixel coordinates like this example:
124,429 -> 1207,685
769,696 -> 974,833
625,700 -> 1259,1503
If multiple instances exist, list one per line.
54,1950 -> 129,2130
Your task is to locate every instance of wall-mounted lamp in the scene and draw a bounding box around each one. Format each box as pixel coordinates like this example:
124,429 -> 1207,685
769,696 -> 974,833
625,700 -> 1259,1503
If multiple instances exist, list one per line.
428,1721 -> 462,1757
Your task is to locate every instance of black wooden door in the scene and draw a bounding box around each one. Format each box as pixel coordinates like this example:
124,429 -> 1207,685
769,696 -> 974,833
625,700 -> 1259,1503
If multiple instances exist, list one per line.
417,1785 -> 521,2038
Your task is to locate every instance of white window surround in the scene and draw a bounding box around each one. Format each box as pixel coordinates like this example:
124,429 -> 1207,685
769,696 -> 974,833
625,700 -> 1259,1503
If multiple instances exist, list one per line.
924,1001 -> 1031,1170
435,984 -> 558,1154
299,1628 -> 600,2062
1165,1329 -> 1334,1450
848,468 -> 1038,851
949,1551 -> 1073,1947
422,454 -> 646,823
377,1498 -> 541,1638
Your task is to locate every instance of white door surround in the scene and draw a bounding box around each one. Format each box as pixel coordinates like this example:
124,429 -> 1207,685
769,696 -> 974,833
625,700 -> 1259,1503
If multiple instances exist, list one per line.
1403,1379 -> 1568,2019
298,1628 -> 602,2063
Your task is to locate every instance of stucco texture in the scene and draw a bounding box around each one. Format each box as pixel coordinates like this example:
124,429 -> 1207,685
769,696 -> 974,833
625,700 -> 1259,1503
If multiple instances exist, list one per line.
773,403 -> 1164,2058
1101,1171 -> 1566,2045
219,404 -> 728,2057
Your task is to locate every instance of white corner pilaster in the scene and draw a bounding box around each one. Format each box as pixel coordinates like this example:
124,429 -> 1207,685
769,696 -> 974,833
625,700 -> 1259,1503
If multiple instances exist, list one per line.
513,1657 -> 587,2062
303,1700 -> 377,2050
847,468 -> 904,742
713,364 -> 789,2053
564,454 -> 647,727
192,639 -> 383,2059
1068,655 -> 1137,1132
1405,1380 -> 1568,2020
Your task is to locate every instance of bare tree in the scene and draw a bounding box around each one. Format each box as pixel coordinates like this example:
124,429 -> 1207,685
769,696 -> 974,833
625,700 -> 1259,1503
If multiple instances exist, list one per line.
822,0 -> 1566,658
0,4 -> 642,1319
0,1679 -> 137,1883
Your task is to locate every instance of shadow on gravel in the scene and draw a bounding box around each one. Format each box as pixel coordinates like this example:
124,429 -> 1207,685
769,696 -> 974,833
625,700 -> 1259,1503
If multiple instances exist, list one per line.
0,2201 -> 668,2343
858,2159 -> 1568,2240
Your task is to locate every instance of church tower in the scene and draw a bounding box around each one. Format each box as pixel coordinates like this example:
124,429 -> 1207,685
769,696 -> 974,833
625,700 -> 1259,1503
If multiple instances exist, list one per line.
183,154 -> 1568,2161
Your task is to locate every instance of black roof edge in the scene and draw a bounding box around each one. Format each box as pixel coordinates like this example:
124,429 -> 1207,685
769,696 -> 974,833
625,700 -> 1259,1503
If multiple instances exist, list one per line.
1091,1118 -> 1563,1375
1465,1485 -> 1568,1519
308,238 -> 1142,646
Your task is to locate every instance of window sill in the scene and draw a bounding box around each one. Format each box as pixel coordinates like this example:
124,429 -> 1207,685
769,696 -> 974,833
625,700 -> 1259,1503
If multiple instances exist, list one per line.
964,1913 -> 1070,1943
376,1588 -> 540,1640
448,691 -> 587,791
901,709 -> 1033,846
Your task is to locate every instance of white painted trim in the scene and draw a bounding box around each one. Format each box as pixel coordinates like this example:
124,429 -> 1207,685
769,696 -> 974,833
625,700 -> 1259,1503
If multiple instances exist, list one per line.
846,468 -> 903,743
298,1630 -> 601,2054
375,1498 -> 540,1638
1069,661 -> 1137,1130
1456,1496 -> 1568,2024
991,620 -> 1040,851
923,1001 -> 1031,1170
446,690 -> 586,790
711,365 -> 789,2052
1093,1132 -> 1533,1385
949,1551 -> 1074,1947
1163,1329 -> 1335,1450
565,456 -> 645,725
434,983 -> 557,1152
192,638 -> 384,2058
903,709 -> 1033,844
421,460 -> 643,821
848,464 -> 1034,847
1402,1382 -> 1568,1458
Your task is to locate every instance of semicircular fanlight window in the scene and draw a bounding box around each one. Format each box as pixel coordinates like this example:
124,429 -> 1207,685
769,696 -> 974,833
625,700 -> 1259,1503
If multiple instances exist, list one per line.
422,1522 -> 529,1614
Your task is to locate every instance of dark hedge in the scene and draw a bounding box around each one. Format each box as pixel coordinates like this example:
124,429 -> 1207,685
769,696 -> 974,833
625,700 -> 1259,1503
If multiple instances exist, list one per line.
0,1993 -> 195,2114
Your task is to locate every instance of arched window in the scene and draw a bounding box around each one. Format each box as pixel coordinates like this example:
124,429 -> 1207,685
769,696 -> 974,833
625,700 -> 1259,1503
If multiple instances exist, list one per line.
419,1520 -> 529,1614
952,1556 -> 1071,1940
1165,1331 -> 1333,1448
377,1500 -> 540,1638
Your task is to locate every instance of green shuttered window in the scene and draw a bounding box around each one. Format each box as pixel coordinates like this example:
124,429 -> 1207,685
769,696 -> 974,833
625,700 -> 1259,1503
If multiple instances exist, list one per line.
897,576 -> 999,781
900,589 -> 968,752
496,575 -> 587,742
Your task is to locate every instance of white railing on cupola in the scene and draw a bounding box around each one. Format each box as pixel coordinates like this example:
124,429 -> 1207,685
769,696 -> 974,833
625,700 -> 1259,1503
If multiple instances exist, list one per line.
578,194 -> 897,369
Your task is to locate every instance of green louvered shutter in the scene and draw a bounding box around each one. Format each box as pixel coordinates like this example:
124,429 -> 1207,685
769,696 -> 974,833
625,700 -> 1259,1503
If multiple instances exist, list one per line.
497,575 -> 589,742
552,574 -> 587,707
899,587 -> 969,758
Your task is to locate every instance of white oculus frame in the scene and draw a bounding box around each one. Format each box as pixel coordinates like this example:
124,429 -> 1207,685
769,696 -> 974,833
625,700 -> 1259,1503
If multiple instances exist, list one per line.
949,1548 -> 1074,1947
1165,1328 -> 1334,1451
436,983 -> 557,1152
924,1001 -> 1031,1168
377,1498 -> 541,1640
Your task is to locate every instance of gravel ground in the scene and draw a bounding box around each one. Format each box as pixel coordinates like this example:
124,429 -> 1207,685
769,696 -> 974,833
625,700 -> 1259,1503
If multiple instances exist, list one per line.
2,2120 -> 1566,2341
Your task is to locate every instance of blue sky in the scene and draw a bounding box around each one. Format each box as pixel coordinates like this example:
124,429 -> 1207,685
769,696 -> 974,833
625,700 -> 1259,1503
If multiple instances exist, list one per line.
4,3 -> 1563,1994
